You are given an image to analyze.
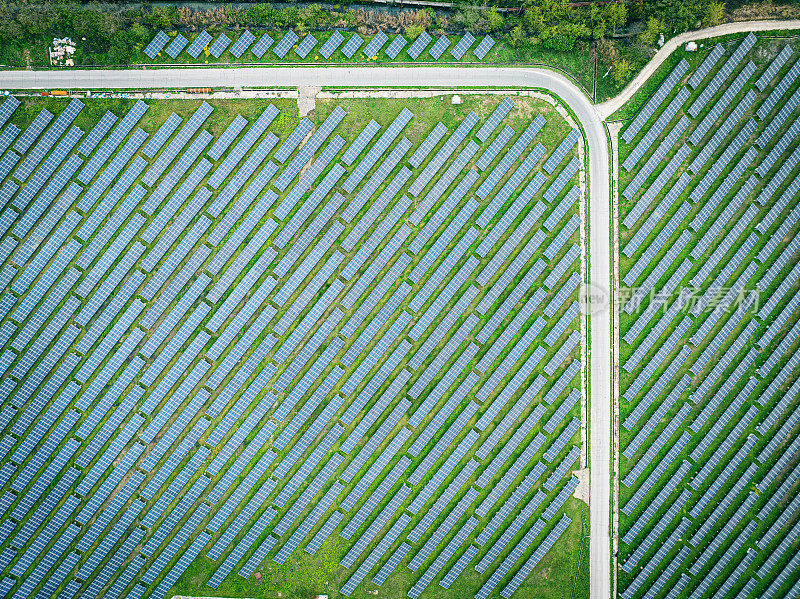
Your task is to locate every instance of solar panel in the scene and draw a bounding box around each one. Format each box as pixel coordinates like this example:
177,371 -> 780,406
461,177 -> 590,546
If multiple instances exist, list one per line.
689,33 -> 756,117
451,32 -> 475,59
141,101 -> 213,188
691,61 -> 756,144
0,96 -> 20,130
501,515 -> 571,598
165,33 -> 188,58
295,33 -> 318,58
15,107 -> 53,154
320,31 -> 345,58
208,33 -> 231,57
186,30 -> 212,58
622,116 -> 689,201
689,44 -> 725,88
230,30 -> 256,58
274,30 -> 299,57
385,35 -> 407,59
759,54 -> 800,119
343,108 -> 412,194
251,33 -> 274,58
544,157 -> 580,203
145,31 -> 170,58
364,31 -> 389,57
342,33 -> 364,58
15,98 -> 83,182
473,35 -> 495,59
544,128 -> 580,174
428,35 -> 450,59
477,114 -> 546,202
407,31 -> 432,59
410,114 -> 477,200
623,58 -> 689,143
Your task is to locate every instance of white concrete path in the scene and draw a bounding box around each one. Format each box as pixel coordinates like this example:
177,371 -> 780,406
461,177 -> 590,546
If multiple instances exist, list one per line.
597,19 -> 800,119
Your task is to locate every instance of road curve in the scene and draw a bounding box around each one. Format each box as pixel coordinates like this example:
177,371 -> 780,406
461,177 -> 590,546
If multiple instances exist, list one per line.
0,66 -> 612,599
597,19 -> 800,119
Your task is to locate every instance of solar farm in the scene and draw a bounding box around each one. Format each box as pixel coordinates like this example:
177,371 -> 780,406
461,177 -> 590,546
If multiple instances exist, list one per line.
142,28 -> 497,64
0,92 -> 587,599
617,33 -> 800,599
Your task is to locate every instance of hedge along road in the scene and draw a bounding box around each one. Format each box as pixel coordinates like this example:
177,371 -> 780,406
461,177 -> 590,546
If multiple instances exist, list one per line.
0,66 -> 613,599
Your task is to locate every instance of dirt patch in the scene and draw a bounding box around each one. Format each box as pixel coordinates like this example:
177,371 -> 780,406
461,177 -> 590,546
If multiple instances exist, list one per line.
572,467 -> 590,505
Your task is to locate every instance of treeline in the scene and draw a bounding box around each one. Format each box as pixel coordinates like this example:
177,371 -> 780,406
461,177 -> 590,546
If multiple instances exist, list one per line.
0,0 -> 727,68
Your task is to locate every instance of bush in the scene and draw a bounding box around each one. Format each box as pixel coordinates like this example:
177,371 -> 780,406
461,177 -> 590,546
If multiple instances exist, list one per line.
612,57 -> 634,86
540,21 -> 591,51
487,8 -> 504,32
702,1 -> 725,27
405,23 -> 424,38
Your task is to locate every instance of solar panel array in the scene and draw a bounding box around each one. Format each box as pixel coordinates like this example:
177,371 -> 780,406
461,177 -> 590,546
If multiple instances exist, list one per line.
618,34 -> 800,599
451,32 -> 476,60
407,31 -> 432,59
148,30 -> 493,63
0,93 -> 583,599
341,33 -> 364,58
428,35 -> 451,60
208,34 -> 231,58
319,31 -> 345,59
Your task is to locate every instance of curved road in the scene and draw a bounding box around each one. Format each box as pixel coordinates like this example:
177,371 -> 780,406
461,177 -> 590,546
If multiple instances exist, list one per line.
0,66 -> 612,599
598,18 -> 800,119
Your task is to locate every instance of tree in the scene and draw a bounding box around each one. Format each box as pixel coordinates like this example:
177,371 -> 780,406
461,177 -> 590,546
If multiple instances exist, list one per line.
605,0 -> 628,36
612,57 -> 633,86
523,6 -> 545,36
509,24 -> 526,48
487,8 -> 504,33
702,1 -> 724,27
639,16 -> 665,46
540,21 -> 591,51
590,4 -> 606,39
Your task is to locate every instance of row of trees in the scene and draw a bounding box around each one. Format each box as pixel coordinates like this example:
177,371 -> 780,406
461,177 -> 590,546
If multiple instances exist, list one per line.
0,0 -> 729,68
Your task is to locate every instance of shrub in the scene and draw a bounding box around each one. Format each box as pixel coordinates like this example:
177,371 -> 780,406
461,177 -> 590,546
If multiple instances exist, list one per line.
612,57 -> 634,86
702,1 -> 725,27
405,23 -> 424,38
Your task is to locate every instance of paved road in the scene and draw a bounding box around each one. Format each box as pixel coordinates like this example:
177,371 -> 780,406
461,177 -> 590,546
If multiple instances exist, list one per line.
597,19 -> 800,119
0,66 -> 613,599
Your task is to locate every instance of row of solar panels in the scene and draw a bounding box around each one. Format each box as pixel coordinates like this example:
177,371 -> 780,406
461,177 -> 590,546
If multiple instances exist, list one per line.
145,28 -> 496,61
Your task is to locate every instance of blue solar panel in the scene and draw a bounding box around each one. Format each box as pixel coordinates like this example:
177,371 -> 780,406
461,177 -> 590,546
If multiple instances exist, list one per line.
428,35 -> 450,59
408,31 -> 432,59
342,33 -> 364,58
145,30 -> 170,58
251,33 -> 274,58
165,33 -> 188,58
451,32 -> 475,59
274,30 -> 299,57
364,31 -> 389,58
230,30 -> 256,58
385,35 -> 407,59
186,30 -> 212,58
320,31 -> 345,58
295,33 -> 318,58
473,35 -> 495,59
